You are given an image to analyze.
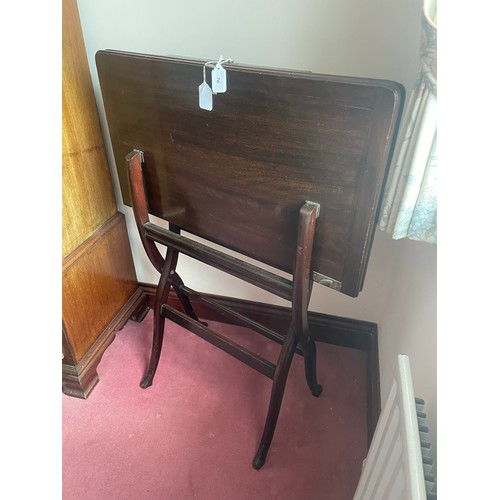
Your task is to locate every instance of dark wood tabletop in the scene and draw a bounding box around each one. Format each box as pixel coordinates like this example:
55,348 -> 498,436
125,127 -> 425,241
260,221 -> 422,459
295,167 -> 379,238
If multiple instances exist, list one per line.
96,50 -> 404,297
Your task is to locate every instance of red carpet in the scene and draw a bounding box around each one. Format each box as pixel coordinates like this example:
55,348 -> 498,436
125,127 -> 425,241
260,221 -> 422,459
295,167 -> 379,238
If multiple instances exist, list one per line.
62,311 -> 367,499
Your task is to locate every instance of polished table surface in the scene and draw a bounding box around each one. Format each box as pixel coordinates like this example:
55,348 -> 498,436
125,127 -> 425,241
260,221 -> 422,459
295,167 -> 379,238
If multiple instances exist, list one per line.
96,50 -> 404,297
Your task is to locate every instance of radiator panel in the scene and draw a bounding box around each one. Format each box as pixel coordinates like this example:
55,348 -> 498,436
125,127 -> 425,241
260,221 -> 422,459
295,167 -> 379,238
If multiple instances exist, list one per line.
354,355 -> 430,500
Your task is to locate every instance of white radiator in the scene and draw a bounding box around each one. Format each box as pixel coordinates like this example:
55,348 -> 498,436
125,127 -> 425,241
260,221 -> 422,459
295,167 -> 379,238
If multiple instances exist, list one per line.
353,355 -> 436,500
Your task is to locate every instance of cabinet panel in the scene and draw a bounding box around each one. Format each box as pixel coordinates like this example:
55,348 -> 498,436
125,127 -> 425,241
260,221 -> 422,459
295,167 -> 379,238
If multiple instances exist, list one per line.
62,0 -> 116,257
63,213 -> 137,363
62,0 -> 140,398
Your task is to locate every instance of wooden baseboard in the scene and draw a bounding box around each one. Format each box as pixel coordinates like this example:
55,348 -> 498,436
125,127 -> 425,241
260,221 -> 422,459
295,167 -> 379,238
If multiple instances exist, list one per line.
137,282 -> 381,442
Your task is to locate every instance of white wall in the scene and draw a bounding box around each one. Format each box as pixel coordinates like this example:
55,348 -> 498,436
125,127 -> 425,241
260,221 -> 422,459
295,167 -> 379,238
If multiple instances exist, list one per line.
377,236 -> 437,461
77,0 -> 436,462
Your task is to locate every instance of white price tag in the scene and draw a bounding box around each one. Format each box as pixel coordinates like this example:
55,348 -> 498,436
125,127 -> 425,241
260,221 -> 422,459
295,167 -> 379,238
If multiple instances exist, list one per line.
211,63 -> 227,94
199,81 -> 213,111
198,56 -> 232,109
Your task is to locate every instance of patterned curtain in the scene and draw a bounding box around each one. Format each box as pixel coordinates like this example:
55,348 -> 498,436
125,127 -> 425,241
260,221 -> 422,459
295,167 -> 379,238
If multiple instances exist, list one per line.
378,0 -> 437,244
